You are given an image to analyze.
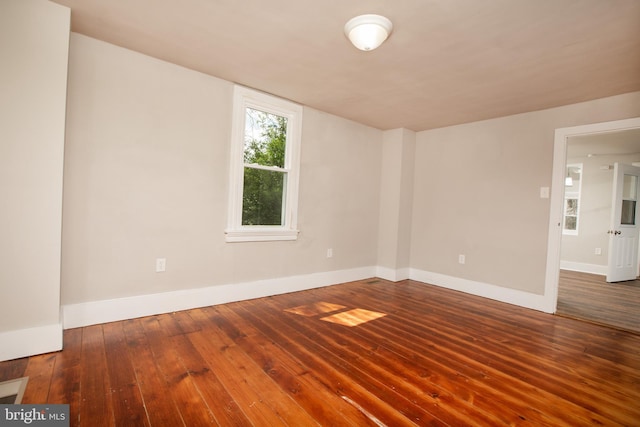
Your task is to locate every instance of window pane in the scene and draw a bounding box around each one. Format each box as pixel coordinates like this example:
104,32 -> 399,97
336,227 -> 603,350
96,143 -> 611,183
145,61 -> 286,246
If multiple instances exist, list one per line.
244,108 -> 287,168
565,165 -> 581,187
621,174 -> 637,225
623,174 -> 638,201
621,200 -> 636,225
566,199 -> 578,216
564,216 -> 577,231
242,167 -> 286,225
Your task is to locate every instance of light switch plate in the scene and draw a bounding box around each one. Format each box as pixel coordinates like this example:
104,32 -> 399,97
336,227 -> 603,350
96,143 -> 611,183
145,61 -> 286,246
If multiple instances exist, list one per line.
540,187 -> 550,199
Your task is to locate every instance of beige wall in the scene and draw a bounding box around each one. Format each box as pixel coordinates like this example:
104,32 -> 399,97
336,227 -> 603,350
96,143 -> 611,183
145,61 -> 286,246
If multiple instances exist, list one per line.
377,128 -> 415,278
61,34 -> 382,305
298,108 -> 382,272
412,92 -> 640,295
0,0 -> 69,355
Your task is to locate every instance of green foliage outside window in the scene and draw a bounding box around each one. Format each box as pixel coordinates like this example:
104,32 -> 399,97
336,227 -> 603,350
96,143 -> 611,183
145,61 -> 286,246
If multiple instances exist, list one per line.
242,109 -> 288,226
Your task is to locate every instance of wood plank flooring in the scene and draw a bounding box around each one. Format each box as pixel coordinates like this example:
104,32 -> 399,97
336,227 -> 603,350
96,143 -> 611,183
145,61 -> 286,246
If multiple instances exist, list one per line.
557,269 -> 640,334
1,278 -> 639,426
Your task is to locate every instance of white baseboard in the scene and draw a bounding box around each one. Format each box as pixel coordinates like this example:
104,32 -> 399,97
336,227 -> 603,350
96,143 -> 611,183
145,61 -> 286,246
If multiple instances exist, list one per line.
409,269 -> 554,313
0,323 -> 63,362
62,266 -> 376,329
62,264 -> 558,330
376,266 -> 410,282
559,261 -> 607,275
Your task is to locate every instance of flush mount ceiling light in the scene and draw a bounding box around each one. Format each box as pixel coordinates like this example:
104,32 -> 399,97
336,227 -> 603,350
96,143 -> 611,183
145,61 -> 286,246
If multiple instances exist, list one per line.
344,14 -> 393,51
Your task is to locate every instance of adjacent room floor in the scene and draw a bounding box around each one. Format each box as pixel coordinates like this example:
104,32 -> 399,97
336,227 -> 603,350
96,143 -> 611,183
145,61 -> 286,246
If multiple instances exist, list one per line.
1,278 -> 639,426
557,269 -> 640,334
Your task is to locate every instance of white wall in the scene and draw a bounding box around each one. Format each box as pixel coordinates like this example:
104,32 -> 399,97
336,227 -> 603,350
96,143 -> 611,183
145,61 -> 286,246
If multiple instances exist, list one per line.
61,34 -> 382,326
0,0 -> 70,361
411,92 -> 640,308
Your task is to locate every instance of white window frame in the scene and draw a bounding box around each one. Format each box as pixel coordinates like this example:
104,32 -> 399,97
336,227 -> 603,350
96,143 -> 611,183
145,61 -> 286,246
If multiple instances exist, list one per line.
563,163 -> 582,236
225,85 -> 303,242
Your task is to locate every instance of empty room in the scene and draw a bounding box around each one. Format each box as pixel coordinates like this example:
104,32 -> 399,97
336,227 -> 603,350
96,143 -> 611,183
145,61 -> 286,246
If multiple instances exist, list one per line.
1,0 -> 639,425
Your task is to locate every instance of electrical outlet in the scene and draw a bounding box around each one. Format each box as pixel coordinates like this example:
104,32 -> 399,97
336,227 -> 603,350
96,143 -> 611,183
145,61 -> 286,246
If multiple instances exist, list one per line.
595,248 -> 602,255
327,248 -> 333,258
156,258 -> 166,272
458,254 -> 465,264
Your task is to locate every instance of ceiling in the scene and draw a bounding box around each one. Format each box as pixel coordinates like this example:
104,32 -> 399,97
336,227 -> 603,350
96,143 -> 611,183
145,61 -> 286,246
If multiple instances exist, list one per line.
51,0 -> 640,132
568,128 -> 640,158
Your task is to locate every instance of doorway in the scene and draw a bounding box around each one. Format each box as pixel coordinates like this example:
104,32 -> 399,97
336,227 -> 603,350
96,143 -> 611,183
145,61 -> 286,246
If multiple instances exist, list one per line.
545,117 -> 640,332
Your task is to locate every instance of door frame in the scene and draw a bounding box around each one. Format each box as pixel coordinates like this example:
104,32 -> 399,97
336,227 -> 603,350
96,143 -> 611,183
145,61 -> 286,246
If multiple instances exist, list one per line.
544,117 -> 640,313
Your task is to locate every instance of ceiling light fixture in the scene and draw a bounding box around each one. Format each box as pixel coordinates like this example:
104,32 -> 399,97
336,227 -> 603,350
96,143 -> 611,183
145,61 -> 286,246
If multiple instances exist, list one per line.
344,14 -> 393,51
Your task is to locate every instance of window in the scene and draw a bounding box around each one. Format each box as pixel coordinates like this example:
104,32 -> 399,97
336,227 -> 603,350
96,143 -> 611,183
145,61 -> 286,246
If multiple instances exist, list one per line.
621,174 -> 638,225
226,86 -> 303,242
563,163 -> 582,235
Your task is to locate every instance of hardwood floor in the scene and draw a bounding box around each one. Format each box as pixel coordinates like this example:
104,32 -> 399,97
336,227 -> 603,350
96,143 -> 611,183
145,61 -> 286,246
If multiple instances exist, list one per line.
1,278 -> 639,426
557,269 -> 640,334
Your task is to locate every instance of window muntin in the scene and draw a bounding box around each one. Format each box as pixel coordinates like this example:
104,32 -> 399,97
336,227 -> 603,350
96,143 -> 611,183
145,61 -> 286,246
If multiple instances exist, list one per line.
226,86 -> 302,242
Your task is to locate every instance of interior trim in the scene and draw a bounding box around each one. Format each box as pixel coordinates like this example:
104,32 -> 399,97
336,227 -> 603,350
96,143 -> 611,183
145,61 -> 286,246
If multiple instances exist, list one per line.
62,266 -> 376,329
0,323 -> 63,362
546,117 -> 640,314
410,268 -> 552,313
559,261 -> 607,276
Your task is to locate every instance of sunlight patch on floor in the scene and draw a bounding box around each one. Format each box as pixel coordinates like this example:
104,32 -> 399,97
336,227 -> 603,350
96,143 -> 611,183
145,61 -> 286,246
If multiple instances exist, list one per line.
284,301 -> 346,316
320,308 -> 387,327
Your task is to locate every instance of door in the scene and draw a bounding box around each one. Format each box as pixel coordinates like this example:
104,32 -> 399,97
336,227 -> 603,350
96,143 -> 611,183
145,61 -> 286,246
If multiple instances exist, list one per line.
606,163 -> 640,282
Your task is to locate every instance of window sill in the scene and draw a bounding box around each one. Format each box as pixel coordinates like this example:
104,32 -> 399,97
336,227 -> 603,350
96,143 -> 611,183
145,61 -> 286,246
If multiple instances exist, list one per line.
225,228 -> 299,242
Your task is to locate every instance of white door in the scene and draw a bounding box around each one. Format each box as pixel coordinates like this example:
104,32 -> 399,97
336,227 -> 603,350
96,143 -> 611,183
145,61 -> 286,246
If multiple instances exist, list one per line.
606,163 -> 640,282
